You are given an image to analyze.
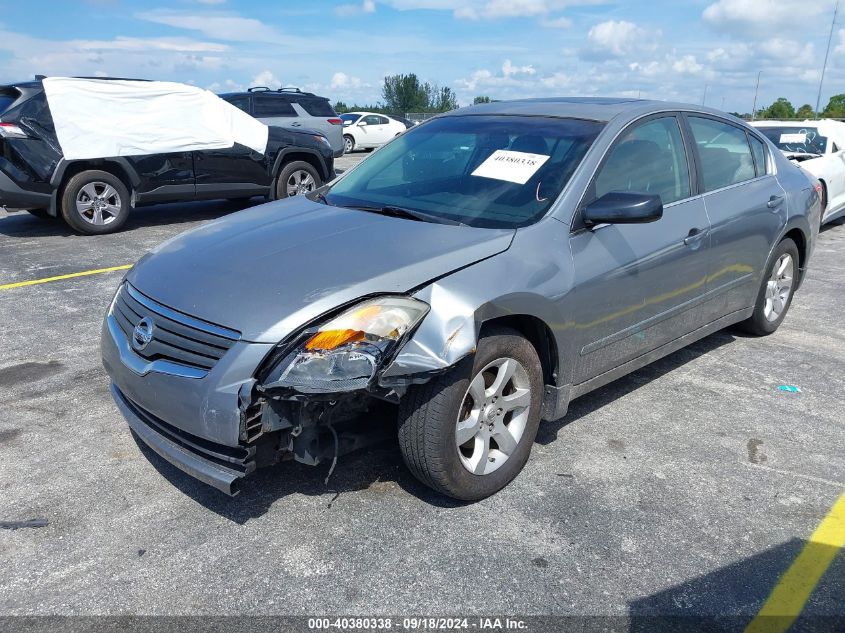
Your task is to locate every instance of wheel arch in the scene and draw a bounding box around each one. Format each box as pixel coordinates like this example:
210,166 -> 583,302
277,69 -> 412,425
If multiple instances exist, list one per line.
271,149 -> 330,198
50,159 -> 138,214
478,315 -> 558,387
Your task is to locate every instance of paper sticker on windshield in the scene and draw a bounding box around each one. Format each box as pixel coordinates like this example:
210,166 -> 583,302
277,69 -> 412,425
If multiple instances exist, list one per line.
780,132 -> 807,144
471,150 -> 550,184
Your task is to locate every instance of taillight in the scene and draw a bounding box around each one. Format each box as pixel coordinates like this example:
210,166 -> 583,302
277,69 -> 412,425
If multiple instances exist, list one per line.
327,118 -> 343,125
0,122 -> 29,138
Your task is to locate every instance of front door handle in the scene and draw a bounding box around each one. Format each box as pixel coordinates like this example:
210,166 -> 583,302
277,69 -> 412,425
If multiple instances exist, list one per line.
290,122 -> 302,127
767,194 -> 785,209
684,227 -> 708,247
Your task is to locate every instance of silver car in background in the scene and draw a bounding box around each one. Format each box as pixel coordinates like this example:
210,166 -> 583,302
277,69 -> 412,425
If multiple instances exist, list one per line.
101,98 -> 820,501
222,87 -> 345,157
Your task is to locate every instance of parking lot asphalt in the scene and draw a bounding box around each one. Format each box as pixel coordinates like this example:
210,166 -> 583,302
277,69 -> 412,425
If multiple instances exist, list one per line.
0,149 -> 843,625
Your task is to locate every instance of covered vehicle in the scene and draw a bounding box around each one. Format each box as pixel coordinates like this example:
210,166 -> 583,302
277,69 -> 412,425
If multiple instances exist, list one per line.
0,77 -> 334,234
751,119 -> 845,227
102,98 -> 820,500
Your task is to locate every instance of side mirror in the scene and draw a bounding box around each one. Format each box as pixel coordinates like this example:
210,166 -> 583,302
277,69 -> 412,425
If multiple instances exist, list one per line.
583,191 -> 663,226
357,121 -> 367,127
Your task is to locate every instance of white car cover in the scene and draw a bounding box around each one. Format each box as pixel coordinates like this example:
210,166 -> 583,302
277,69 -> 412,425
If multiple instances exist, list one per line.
42,77 -> 268,160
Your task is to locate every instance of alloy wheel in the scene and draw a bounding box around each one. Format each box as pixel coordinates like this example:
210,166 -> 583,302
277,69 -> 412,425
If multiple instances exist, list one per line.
764,253 -> 793,322
455,357 -> 531,475
286,170 -> 316,196
76,182 -> 121,226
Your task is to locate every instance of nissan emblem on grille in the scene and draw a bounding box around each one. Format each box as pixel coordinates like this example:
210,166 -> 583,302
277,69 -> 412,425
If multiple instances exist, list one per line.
132,317 -> 154,351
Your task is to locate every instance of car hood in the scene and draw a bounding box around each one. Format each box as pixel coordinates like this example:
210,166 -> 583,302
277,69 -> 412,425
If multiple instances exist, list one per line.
127,197 -> 514,343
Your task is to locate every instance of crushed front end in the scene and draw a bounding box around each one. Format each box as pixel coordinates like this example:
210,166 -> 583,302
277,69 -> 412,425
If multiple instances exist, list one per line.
102,284 -> 432,495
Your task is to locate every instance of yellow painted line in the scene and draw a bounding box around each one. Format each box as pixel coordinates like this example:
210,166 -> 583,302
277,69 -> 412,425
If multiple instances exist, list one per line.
745,490 -> 845,633
0,264 -> 132,291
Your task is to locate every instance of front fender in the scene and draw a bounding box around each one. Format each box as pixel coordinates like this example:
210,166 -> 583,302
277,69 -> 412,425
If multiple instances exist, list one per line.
379,218 -> 575,385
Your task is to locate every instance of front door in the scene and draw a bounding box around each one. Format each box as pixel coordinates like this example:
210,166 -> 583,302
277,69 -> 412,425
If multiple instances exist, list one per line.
568,114 -> 713,385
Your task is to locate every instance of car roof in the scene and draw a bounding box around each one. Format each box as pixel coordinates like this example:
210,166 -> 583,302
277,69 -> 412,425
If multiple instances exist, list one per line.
442,97 -> 740,124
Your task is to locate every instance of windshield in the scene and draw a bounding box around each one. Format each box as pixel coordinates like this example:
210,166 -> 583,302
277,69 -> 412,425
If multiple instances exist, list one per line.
756,126 -> 828,155
326,115 -> 604,228
340,113 -> 360,125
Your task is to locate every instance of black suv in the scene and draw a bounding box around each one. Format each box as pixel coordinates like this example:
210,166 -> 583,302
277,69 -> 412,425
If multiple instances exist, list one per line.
0,79 -> 335,234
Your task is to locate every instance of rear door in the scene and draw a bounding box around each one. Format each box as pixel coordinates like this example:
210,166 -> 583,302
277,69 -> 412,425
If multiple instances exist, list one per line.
568,114 -> 712,384
685,115 -> 787,320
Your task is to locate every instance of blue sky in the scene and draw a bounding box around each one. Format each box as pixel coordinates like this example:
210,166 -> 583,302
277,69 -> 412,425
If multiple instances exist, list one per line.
0,0 -> 841,113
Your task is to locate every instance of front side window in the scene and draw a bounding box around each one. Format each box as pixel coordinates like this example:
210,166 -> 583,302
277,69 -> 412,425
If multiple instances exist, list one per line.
593,116 -> 691,205
690,117 -> 756,191
363,115 -> 382,125
325,115 -> 604,228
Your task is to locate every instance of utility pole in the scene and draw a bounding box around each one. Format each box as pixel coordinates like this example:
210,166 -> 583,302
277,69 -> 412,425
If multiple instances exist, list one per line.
751,71 -> 762,120
816,0 -> 839,116
702,84 -> 708,105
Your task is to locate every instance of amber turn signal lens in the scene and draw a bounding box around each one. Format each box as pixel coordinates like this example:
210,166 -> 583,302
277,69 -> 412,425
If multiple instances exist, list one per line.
304,329 -> 366,351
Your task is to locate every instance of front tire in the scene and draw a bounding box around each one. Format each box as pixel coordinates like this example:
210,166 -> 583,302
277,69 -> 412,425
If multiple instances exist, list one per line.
739,238 -> 799,336
343,135 -> 355,154
60,170 -> 129,235
276,161 -> 321,199
398,326 -> 543,501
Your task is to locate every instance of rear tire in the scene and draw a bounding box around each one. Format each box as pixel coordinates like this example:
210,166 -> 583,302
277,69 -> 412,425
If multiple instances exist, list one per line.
398,326 -> 543,501
275,161 -> 321,199
739,238 -> 799,336
60,170 -> 130,235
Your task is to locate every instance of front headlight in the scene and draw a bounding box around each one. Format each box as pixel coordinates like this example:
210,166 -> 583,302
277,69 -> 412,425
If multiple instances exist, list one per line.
263,296 -> 429,393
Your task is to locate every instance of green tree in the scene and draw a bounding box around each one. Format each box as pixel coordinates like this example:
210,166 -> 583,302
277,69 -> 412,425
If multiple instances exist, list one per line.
822,94 -> 845,118
473,95 -> 492,104
794,104 -> 814,119
762,97 -> 795,119
382,74 -> 430,114
333,100 -> 349,113
432,86 -> 458,112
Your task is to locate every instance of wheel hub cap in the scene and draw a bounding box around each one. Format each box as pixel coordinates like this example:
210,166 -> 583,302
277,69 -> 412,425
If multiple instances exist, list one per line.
763,253 -> 793,322
455,357 -> 531,476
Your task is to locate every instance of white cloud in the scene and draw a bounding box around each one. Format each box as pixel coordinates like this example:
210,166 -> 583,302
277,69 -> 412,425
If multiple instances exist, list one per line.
703,0 -> 829,36
251,70 -> 281,89
384,0 -> 602,20
330,71 -> 363,89
502,59 -> 536,76
672,55 -> 703,75
582,20 -> 657,59
336,0 -> 377,17
136,10 -> 282,42
540,16 -> 572,28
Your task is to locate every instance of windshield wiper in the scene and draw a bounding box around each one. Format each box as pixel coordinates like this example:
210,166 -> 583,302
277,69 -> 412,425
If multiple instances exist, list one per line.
350,205 -> 466,226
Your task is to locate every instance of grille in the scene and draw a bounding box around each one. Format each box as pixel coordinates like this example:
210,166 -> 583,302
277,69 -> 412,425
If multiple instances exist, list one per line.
112,283 -> 240,372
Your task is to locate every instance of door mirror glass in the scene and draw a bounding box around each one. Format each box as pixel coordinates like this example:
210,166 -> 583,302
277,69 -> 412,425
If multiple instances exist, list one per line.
583,191 -> 663,226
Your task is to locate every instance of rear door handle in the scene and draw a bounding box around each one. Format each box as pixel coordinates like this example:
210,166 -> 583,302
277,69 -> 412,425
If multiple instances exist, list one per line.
684,227 -> 708,246
767,194 -> 785,209
290,122 -> 302,127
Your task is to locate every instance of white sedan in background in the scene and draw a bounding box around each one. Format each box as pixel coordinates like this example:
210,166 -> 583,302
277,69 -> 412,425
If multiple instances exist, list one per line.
340,112 -> 407,153
752,119 -> 845,227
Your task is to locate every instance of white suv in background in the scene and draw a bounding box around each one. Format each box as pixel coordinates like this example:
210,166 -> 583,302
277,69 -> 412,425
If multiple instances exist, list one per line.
340,112 -> 407,153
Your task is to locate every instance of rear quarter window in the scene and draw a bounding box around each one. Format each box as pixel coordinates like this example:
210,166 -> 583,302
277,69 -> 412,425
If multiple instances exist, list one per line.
253,97 -> 297,117
295,98 -> 336,117
0,91 -> 20,114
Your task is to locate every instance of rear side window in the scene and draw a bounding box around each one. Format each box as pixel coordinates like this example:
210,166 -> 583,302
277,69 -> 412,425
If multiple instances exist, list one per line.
225,95 -> 251,114
295,98 -> 336,117
749,135 -> 768,176
0,91 -> 19,114
689,117 -> 756,191
594,116 -> 691,205
253,96 -> 296,117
